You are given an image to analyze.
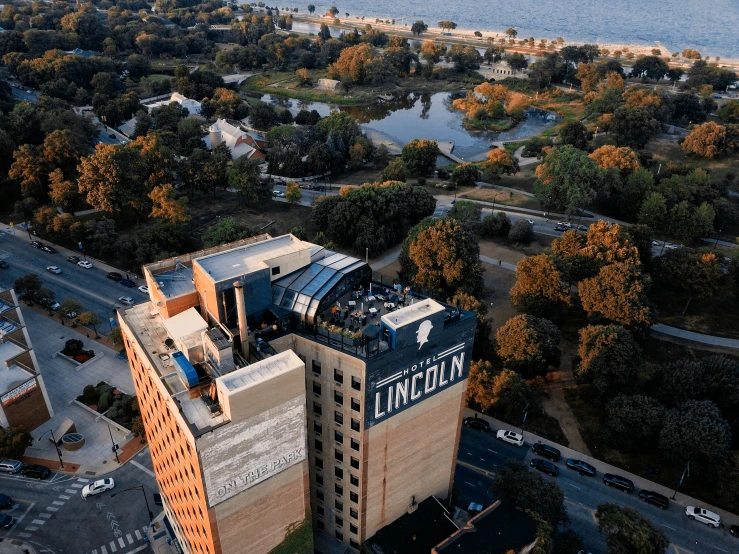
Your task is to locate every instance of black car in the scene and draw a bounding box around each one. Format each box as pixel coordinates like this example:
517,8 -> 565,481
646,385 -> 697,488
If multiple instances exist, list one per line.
40,245 -> 56,253
0,261 -> 8,269
107,272 -> 123,281
67,255 -> 80,263
554,224 -> 567,232
566,459 -> 596,476
120,279 -> 136,288
639,490 -> 669,510
532,442 -> 561,462
463,417 -> 490,432
530,458 -> 559,476
21,464 -> 50,480
0,514 -> 13,529
603,473 -> 634,493
30,241 -> 43,249
0,494 -> 11,509
730,524 -> 738,537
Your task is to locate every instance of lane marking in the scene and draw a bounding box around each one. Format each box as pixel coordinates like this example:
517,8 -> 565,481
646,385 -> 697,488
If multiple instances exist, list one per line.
77,478 -> 90,483
568,484 -> 582,490
134,530 -> 142,540
25,526 -> 38,531
662,524 -> 676,530
65,489 -> 77,494
124,546 -> 148,554
31,519 -> 46,525
487,449 -> 498,454
18,532 -> 32,538
464,481 -> 476,487
52,500 -> 64,506
58,495 -> 70,500
126,533 -> 133,544
714,548 -> 728,553
109,541 -> 117,552
118,537 -> 126,548
71,484 -> 84,488
101,546 -> 108,554
12,501 -> 34,529
93,550 -> 98,554
46,507 -> 58,512
130,460 -> 155,478
40,513 -> 51,519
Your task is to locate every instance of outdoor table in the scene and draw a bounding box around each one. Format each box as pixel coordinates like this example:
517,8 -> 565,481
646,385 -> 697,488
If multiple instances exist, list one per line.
367,296 -> 376,302
369,307 -> 378,314
348,300 -> 356,307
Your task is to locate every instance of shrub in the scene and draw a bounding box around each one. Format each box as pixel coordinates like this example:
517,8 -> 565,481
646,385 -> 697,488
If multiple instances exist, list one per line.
98,390 -> 112,413
63,339 -> 84,355
131,416 -> 146,441
417,177 -> 426,186
0,428 -> 31,460
121,395 -> 135,416
83,385 -> 98,405
436,168 -> 450,179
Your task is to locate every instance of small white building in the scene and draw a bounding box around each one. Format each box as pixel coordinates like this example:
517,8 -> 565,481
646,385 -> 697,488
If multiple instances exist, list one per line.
316,78 -> 340,91
203,119 -> 266,161
146,92 -> 202,115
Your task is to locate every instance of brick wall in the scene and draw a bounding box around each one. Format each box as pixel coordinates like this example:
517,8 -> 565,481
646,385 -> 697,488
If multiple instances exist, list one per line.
2,378 -> 51,431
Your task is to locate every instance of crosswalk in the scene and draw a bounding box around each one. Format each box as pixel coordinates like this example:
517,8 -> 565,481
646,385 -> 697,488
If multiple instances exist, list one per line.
16,477 -> 90,539
86,527 -> 149,554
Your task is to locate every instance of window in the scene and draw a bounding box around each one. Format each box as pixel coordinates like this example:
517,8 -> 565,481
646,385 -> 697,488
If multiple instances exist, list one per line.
351,376 -> 361,391
316,505 -> 324,516
271,266 -> 280,276
350,438 -> 359,451
312,360 -> 321,375
334,368 -> 343,384
316,457 -> 323,469
335,430 -> 343,444
350,457 -> 359,469
315,439 -> 323,453
350,539 -> 360,548
334,411 -> 344,425
335,483 -> 343,496
314,421 -> 323,435
336,516 -> 343,528
350,474 -> 359,487
316,474 -> 324,486
335,449 -> 343,462
351,398 -> 361,412
335,531 -> 343,541
334,390 -> 343,405
335,501 -> 343,512
350,523 -> 358,534
317,490 -> 324,501
335,466 -> 344,480
313,382 -> 322,395
351,418 -> 360,432
350,508 -> 358,519
313,402 -> 322,416
350,491 -> 358,503
317,520 -> 324,531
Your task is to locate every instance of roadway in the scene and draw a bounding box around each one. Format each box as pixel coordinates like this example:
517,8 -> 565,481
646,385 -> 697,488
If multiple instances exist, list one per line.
0,449 -> 158,554
455,426 -> 739,554
270,182 -> 341,207
0,229 -> 149,326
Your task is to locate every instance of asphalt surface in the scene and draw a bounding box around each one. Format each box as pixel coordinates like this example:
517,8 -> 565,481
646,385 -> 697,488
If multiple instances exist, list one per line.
270,182 -> 340,206
455,426 -> 739,554
0,229 -> 149,326
0,449 -> 158,554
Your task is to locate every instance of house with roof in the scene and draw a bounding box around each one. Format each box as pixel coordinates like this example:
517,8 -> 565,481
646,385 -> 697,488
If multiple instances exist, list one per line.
203,118 -> 266,161
145,92 -> 202,115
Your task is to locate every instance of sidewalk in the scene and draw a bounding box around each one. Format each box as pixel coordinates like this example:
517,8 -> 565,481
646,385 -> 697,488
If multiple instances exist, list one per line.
464,408 -> 739,529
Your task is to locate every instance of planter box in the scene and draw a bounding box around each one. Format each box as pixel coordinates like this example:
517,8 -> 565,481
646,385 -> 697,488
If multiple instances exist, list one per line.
55,350 -> 104,372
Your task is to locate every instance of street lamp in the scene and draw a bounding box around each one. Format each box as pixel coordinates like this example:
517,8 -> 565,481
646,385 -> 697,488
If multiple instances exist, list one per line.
37,429 -> 65,469
108,425 -> 120,464
111,485 -> 154,524
671,461 -> 690,500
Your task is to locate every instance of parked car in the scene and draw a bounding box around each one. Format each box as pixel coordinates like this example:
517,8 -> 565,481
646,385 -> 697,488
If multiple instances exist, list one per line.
730,524 -> 738,537
0,494 -> 12,509
78,261 -> 93,269
0,460 -> 22,474
554,224 -> 567,232
40,245 -> 56,253
602,473 -> 634,493
46,266 -> 61,275
0,261 -> 8,269
530,458 -> 558,476
526,219 -> 535,225
39,298 -> 60,311
120,279 -> 135,288
106,272 -> 123,281
30,241 -> 43,249
639,490 -> 669,510
81,478 -> 115,498
0,514 -> 14,529
566,459 -> 596,476
532,442 -> 561,462
67,256 -> 80,263
118,296 -> 135,306
65,311 -> 78,320
496,430 -> 524,446
21,464 -> 50,480
463,417 -> 490,432
138,285 -> 149,294
685,505 -> 720,528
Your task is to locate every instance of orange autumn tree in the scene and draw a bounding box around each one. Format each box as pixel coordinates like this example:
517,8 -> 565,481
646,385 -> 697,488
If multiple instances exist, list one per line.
589,145 -> 640,172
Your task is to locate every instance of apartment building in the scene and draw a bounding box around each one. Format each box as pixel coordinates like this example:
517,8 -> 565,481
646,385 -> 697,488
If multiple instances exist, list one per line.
119,234 -> 475,554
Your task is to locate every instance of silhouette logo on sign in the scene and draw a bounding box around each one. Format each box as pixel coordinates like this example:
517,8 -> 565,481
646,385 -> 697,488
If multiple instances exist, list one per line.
416,320 -> 433,350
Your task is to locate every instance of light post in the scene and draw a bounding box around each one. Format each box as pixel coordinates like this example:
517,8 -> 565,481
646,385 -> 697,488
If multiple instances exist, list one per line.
108,425 -> 120,464
37,429 -> 65,469
671,461 -> 690,500
111,485 -> 154,525
713,227 -> 724,251
521,401 -> 529,433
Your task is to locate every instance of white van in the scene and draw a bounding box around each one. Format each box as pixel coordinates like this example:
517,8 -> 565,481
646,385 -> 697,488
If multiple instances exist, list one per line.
0,460 -> 22,474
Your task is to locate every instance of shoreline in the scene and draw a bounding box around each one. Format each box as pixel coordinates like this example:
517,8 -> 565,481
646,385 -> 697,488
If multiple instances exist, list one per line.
284,12 -> 739,70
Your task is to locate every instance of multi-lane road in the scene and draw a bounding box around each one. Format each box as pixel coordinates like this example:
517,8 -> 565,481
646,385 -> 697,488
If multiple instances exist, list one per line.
0,450 -> 158,554
455,426 -> 739,554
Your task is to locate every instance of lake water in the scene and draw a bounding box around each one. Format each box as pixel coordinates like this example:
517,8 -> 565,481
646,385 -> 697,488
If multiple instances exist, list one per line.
287,0 -> 739,58
260,92 -> 560,161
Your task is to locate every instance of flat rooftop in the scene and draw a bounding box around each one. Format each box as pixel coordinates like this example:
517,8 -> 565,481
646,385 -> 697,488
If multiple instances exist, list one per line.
195,234 -> 309,283
382,298 -> 445,330
0,341 -> 33,393
219,350 -> 298,393
152,265 -> 195,298
121,302 -> 229,436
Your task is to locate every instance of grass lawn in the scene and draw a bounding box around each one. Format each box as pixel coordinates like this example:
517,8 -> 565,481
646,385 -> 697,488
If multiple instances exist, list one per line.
650,287 -> 739,339
497,165 -> 539,194
461,187 -> 540,209
646,138 -> 739,180
532,90 -> 587,127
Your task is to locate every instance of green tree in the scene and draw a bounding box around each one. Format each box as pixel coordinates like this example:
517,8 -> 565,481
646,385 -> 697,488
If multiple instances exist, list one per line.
492,462 -> 567,527
401,139 -> 439,176
637,192 -> 668,229
510,255 -> 570,316
595,503 -> 669,554
489,369 -> 540,425
108,326 -> 124,349
249,102 -> 278,131
228,157 -> 270,208
611,106 -> 661,149
450,163 -> 482,189
506,52 -> 529,71
659,400 -> 731,470
77,144 -> 146,215
380,158 -> 407,182
718,100 -> 739,124
437,21 -> 458,32
496,315 -> 561,378
285,181 -> 302,205
77,311 -> 102,338
576,325 -> 641,395
407,218 -> 483,295
579,263 -> 654,330
0,428 -> 31,459
447,201 -> 482,232
653,248 -> 722,313
202,217 -> 259,248
631,56 -> 669,80
558,121 -> 590,150
58,299 -> 83,320
410,20 -> 428,35
534,145 -> 602,215
509,219 -> 535,243
307,4 -> 315,14
604,395 -> 666,450
648,360 -> 705,408
14,274 -> 43,301
479,212 -> 511,237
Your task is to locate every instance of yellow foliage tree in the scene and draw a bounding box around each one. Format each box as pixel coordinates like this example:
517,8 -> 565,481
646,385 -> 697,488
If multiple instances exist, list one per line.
589,145 -> 640,172
681,122 -> 727,158
149,184 -> 189,224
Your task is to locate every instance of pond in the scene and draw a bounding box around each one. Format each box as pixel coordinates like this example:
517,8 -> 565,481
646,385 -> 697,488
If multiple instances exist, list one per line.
259,92 -> 560,162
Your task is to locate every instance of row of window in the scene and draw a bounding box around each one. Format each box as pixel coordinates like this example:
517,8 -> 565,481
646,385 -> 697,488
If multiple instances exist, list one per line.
312,383 -> 363,410
312,362 -> 362,391
312,403 -> 362,428
313,427 -> 361,450
314,521 -> 360,548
